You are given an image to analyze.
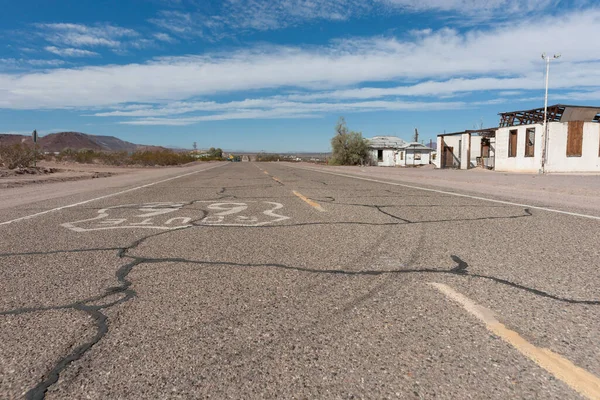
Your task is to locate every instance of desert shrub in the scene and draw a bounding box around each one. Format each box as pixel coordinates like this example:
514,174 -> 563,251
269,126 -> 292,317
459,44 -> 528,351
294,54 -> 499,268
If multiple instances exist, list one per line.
129,150 -> 196,166
0,144 -> 36,169
256,153 -> 281,162
54,148 -> 197,166
330,117 -> 370,166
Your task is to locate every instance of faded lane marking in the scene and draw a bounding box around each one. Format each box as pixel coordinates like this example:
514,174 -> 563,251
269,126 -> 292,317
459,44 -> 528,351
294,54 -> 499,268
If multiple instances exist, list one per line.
430,282 -> 600,400
272,176 -> 283,184
283,164 -> 600,221
264,171 -> 270,175
0,163 -> 227,226
293,190 -> 326,212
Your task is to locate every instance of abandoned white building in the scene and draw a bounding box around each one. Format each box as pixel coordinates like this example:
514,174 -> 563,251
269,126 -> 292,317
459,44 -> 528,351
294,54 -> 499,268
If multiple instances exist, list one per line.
436,128 -> 495,170
367,136 -> 433,167
435,105 -> 600,173
368,136 -> 406,166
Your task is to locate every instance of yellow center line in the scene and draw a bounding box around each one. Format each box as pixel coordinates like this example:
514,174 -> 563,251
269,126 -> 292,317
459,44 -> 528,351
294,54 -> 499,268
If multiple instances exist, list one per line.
293,190 -> 326,212
263,171 -> 269,175
271,176 -> 283,184
429,282 -> 600,400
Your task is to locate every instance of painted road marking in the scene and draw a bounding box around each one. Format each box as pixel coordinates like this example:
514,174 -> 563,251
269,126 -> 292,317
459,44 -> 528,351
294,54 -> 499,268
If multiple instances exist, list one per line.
283,164 -> 600,221
61,200 -> 290,231
430,282 -> 600,400
293,190 -> 326,212
198,201 -> 290,226
271,176 -> 283,184
0,163 -> 227,226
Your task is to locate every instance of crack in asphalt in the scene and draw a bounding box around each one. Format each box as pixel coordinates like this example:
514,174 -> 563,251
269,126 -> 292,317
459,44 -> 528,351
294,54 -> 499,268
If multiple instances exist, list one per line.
0,205 -> 209,400
0,171 -> 596,398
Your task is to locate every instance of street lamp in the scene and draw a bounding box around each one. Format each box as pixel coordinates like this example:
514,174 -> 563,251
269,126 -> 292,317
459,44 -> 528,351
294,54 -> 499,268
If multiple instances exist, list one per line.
541,52 -> 561,173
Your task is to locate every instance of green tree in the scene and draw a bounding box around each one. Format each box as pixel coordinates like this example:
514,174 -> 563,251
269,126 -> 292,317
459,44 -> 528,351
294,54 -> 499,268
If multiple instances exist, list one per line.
207,147 -> 223,158
330,117 -> 370,165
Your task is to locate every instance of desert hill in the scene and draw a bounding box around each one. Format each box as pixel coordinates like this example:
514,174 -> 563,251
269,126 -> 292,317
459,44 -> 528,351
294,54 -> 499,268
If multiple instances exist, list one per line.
0,132 -> 165,152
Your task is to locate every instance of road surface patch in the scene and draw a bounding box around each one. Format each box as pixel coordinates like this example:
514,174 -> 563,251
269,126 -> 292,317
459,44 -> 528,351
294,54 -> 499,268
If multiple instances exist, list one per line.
430,282 -> 600,400
292,190 -> 326,212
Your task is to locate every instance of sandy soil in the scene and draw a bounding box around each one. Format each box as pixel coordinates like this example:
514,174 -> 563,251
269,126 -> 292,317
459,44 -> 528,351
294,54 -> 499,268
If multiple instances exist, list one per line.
0,161 -> 193,189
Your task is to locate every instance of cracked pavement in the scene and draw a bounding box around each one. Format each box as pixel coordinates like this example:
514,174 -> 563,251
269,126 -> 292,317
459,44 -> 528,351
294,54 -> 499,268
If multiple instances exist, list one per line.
1,162 -> 599,399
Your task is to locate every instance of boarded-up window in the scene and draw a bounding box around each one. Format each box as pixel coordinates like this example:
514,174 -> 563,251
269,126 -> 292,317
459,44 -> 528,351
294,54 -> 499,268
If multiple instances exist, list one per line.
524,128 -> 535,157
481,138 -> 490,157
509,130 -> 517,157
567,121 -> 584,157
400,151 -> 404,160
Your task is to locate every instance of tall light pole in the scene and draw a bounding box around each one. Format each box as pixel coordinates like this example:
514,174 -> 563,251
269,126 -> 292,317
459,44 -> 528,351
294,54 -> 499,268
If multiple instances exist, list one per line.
541,52 -> 561,173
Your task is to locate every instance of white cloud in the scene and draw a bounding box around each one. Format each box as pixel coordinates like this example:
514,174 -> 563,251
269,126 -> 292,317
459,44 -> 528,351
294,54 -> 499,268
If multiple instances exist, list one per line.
45,46 -> 99,57
379,0 -> 558,15
0,58 -> 65,69
150,0 -> 563,39
154,33 -> 176,42
1,8 -> 599,114
35,23 -> 139,50
116,99 -> 464,125
149,11 -> 197,35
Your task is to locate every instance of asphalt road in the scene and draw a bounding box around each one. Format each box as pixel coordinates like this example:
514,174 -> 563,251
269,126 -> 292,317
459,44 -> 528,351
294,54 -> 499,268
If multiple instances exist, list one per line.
1,162 -> 599,399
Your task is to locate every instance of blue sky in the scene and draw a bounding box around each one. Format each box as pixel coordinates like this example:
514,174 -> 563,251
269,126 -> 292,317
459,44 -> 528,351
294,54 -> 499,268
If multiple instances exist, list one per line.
1,0 -> 599,151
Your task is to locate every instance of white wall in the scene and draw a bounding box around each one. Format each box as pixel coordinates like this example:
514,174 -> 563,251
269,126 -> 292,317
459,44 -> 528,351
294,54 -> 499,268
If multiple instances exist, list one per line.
438,134 -> 463,168
470,136 -> 482,167
495,125 -> 542,172
405,150 -> 430,166
495,122 -> 600,173
370,149 -> 397,167
546,122 -> 600,172
434,136 -> 443,168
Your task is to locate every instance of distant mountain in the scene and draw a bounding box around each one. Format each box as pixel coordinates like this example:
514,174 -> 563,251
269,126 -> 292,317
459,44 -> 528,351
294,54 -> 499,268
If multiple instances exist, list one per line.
0,132 -> 165,152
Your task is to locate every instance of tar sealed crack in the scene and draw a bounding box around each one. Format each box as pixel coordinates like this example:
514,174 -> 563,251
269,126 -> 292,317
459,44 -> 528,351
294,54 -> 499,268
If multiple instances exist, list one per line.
0,177 -> 595,399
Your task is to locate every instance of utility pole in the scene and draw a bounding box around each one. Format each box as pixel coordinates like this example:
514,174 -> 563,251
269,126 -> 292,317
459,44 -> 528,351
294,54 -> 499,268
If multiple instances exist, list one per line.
414,128 -> 419,143
193,141 -> 197,151
541,52 -> 561,174
32,129 -> 38,168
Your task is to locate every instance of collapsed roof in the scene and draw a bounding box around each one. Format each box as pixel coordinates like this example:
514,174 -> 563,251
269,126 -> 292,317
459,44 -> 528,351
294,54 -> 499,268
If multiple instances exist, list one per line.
499,104 -> 600,127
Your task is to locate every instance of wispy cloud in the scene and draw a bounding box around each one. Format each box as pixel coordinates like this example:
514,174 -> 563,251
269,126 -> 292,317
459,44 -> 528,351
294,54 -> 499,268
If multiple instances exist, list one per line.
0,57 -> 65,70
149,0 -> 565,40
109,99 -> 464,125
45,46 -> 99,57
1,7 -> 599,119
36,23 -> 139,48
154,32 -> 176,42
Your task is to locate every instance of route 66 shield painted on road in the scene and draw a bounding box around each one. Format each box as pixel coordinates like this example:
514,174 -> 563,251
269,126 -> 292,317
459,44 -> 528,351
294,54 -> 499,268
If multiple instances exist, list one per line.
61,201 -> 290,232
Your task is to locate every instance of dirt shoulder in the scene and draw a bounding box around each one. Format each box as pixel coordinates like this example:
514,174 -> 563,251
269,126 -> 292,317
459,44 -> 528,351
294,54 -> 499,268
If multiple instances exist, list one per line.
0,161 -> 187,189
292,163 -> 600,215
0,161 -> 226,213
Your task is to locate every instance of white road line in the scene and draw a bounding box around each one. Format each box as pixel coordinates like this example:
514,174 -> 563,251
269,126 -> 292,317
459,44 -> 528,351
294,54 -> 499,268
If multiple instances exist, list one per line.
430,282 -> 600,400
282,164 -> 600,221
0,163 -> 226,226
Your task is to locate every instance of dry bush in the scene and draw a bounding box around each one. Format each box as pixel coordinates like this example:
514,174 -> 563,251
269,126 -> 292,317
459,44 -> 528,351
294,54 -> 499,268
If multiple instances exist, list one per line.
0,144 -> 36,169
55,148 -> 198,166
